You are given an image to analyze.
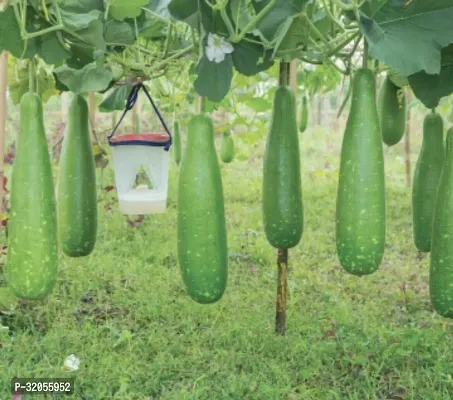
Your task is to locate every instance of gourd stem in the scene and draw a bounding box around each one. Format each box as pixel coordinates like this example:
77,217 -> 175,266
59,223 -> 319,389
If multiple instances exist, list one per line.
362,39 -> 368,69
29,59 -> 36,93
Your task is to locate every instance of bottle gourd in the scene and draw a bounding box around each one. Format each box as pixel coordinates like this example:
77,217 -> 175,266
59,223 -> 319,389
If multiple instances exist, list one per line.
5,93 -> 58,300
299,94 -> 308,133
263,86 -> 303,249
430,127 -> 453,318
377,75 -> 406,146
220,131 -> 234,163
177,115 -> 228,304
412,110 -> 444,252
58,94 -> 97,257
336,68 -> 385,276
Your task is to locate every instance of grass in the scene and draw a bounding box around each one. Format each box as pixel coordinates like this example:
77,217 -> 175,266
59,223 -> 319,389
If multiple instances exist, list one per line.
2,116 -> 453,399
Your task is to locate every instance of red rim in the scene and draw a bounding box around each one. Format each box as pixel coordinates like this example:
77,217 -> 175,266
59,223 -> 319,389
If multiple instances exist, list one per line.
110,133 -> 170,144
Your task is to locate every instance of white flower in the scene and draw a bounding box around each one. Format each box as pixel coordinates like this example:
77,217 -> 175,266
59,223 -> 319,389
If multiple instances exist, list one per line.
205,33 -> 234,63
64,354 -> 80,371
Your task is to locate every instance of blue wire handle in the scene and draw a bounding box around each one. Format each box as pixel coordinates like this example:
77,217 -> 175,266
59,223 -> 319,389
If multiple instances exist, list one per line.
108,82 -> 172,151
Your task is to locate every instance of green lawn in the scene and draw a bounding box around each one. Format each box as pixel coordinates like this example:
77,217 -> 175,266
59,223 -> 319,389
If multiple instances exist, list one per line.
2,124 -> 453,399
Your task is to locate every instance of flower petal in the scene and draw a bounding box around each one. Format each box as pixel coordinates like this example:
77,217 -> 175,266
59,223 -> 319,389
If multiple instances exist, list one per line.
221,42 -> 234,54
207,33 -> 215,47
206,46 -> 216,62
214,49 -> 225,63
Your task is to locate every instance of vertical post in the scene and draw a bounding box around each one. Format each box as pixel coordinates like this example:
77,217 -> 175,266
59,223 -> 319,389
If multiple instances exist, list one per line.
0,51 -> 8,214
60,91 -> 69,123
88,92 -> 97,141
275,61 -> 291,336
405,90 -> 411,187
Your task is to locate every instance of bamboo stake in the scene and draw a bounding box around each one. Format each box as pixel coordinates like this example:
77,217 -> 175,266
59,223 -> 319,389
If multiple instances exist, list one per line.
0,51 -> 8,213
405,90 -> 412,187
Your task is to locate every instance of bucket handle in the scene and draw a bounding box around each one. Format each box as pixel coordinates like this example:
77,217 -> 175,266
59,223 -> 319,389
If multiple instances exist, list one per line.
108,82 -> 173,151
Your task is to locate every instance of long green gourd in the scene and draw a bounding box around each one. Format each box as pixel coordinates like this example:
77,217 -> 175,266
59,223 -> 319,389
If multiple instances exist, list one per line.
177,115 -> 228,304
5,93 -> 58,300
377,75 -> 406,146
58,94 -> 97,257
412,110 -> 444,253
263,86 -> 303,249
220,131 -> 234,163
336,68 -> 385,276
430,127 -> 453,318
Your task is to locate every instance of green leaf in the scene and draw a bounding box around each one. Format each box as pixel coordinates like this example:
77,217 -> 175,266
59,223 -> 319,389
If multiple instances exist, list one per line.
110,0 -> 148,21
252,0 -> 309,43
76,20 -> 106,50
194,55 -> 233,103
0,7 -> 38,59
104,20 -> 136,45
245,97 -> 272,112
229,0 -> 252,30
38,32 -> 71,65
59,0 -> 103,13
232,39 -> 273,76
58,8 -> 101,30
99,84 -> 133,112
53,62 -> 113,93
360,1 -> 453,76
408,45 -> 453,108
168,0 -> 199,26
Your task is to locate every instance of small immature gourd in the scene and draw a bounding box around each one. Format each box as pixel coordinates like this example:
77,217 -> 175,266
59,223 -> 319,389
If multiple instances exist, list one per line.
412,110 -> 444,253
177,115 -> 228,304
336,68 -> 385,276
220,131 -> 234,163
377,75 -> 406,146
430,127 -> 453,318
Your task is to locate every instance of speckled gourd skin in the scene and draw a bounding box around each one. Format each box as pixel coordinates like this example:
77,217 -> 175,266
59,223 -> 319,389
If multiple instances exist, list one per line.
177,115 -> 228,304
299,95 -> 308,133
173,120 -> 182,166
57,94 -> 97,257
377,75 -> 406,146
5,93 -> 58,300
336,68 -> 385,276
220,131 -> 234,163
262,86 -> 303,249
430,127 -> 453,318
412,111 -> 444,253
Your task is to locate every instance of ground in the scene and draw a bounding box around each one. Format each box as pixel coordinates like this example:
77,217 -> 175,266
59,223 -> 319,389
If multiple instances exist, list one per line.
1,113 -> 453,399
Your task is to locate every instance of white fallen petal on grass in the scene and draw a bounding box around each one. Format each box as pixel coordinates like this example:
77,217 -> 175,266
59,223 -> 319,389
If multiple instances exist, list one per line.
64,354 -> 80,371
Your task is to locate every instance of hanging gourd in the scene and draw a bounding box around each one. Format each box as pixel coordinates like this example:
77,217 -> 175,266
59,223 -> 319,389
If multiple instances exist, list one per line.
57,94 -> 97,257
412,110 -> 444,253
220,131 -> 234,163
299,94 -> 309,133
430,127 -> 453,318
177,114 -> 228,304
108,83 -> 172,215
336,68 -> 385,276
6,90 -> 58,300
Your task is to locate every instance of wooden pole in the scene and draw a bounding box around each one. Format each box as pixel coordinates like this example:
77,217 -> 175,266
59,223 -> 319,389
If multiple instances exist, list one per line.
60,91 -> 69,123
0,51 -> 8,213
405,90 -> 412,187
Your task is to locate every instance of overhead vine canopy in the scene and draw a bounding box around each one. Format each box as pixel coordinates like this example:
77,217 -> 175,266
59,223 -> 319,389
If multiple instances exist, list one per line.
0,0 -> 452,108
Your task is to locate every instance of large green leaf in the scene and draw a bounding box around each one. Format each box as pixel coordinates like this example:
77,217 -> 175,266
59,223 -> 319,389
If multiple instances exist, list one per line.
168,0 -> 199,27
194,55 -> 233,102
232,39 -> 273,76
104,20 -> 135,45
76,20 -> 106,50
54,62 -> 113,93
109,0 -> 148,21
408,45 -> 453,109
361,0 -> 453,76
58,0 -> 103,13
38,32 -> 71,65
58,8 -> 101,30
99,84 -> 133,112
